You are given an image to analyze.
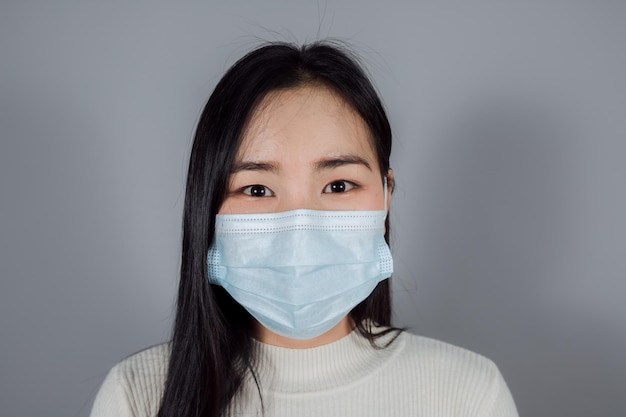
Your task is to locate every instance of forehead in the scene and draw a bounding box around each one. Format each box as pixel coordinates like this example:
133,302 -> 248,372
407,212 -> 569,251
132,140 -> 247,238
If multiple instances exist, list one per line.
236,85 -> 377,165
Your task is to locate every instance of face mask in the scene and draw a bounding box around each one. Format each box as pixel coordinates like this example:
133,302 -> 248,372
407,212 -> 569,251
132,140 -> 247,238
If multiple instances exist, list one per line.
206,182 -> 393,340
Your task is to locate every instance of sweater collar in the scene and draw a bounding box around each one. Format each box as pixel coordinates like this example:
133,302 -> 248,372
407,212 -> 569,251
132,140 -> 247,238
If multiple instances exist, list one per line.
252,327 -> 403,394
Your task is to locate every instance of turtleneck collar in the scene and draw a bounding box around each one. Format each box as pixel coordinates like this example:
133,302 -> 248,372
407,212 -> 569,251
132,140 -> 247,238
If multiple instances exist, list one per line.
252,327 -> 404,394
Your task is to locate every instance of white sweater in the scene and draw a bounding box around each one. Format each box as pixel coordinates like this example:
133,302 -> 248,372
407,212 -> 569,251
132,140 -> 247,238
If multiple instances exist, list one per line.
90,329 -> 518,417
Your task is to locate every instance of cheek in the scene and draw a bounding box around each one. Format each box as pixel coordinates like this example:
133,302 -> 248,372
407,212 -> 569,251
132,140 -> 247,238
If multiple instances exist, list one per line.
362,185 -> 386,211
218,196 -> 279,215
218,198 -> 254,214
217,199 -> 234,215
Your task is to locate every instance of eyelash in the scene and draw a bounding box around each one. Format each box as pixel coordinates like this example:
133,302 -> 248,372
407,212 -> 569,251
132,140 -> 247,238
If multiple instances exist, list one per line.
323,180 -> 357,194
239,180 -> 358,198
241,185 -> 274,197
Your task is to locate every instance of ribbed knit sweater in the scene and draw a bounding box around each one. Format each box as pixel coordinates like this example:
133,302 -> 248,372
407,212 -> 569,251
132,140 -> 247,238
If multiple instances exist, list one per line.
90,329 -> 518,417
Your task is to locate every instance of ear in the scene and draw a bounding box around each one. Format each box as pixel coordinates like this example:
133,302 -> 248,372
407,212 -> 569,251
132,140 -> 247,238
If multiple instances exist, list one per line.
385,168 -> 394,213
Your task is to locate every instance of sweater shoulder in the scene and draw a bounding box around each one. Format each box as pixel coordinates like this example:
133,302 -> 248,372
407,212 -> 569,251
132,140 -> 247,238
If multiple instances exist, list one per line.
90,344 -> 170,417
113,343 -> 170,380
392,332 -> 518,416
398,331 -> 498,371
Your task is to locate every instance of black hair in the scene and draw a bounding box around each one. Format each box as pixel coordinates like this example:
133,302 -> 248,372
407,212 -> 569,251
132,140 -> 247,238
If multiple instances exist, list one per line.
157,41 -> 397,417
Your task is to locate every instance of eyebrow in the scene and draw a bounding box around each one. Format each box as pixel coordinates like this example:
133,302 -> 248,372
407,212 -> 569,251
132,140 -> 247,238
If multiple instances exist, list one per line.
230,161 -> 279,174
230,154 -> 372,174
314,155 -> 372,172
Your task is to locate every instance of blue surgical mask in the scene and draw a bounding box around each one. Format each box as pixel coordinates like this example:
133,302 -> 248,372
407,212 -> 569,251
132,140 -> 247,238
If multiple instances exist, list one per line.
207,183 -> 393,340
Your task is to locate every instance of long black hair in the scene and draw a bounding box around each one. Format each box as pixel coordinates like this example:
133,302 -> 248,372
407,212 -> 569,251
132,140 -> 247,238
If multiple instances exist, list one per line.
157,41 -> 395,417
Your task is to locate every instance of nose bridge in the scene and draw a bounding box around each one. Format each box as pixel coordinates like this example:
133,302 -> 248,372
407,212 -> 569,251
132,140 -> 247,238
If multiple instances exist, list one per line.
276,178 -> 321,212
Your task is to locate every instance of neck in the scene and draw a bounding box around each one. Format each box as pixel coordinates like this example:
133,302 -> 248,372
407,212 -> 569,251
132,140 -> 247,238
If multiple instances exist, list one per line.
254,316 -> 355,349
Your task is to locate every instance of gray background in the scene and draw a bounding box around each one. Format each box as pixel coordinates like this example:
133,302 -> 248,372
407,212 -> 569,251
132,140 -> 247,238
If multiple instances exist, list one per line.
1,1 -> 624,416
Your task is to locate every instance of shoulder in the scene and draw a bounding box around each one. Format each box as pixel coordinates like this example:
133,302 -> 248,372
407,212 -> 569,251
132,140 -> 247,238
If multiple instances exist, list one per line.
398,331 -> 499,373
90,344 -> 170,417
390,332 -> 519,416
111,343 -> 170,381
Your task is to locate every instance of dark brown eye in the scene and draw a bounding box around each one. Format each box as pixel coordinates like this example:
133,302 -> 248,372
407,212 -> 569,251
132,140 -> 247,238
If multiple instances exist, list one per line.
323,180 -> 355,193
331,181 -> 345,192
243,185 -> 273,197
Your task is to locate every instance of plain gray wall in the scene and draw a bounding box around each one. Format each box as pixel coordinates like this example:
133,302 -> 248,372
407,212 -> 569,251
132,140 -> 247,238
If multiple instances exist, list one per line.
1,1 -> 625,416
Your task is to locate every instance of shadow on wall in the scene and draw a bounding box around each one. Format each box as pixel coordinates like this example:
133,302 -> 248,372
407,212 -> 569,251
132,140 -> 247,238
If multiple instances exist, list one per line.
414,97 -> 625,417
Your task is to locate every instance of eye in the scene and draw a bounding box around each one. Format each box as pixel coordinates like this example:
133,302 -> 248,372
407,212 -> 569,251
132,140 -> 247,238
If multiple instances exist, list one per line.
323,180 -> 356,193
242,185 -> 274,197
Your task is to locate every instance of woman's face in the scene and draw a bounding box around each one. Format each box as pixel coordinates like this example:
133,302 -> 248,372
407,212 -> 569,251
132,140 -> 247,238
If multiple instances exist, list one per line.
220,85 -> 389,216
218,85 -> 391,348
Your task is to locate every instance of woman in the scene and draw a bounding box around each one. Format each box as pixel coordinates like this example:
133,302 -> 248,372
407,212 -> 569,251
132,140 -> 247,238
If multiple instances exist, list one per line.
91,41 -> 518,417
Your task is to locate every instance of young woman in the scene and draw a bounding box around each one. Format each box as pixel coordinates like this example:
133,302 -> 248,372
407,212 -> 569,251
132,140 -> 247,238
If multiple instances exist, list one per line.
91,41 -> 518,417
